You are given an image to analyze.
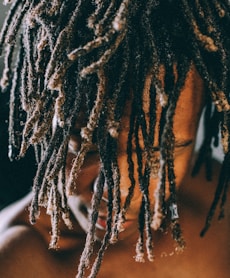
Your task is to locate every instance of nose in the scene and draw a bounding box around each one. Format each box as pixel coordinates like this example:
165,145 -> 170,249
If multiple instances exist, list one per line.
92,157 -> 148,206
66,151 -> 100,199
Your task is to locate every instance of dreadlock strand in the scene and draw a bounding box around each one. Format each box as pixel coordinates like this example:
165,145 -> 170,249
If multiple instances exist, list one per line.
68,28 -> 116,62
80,112 -> 111,271
59,166 -> 73,230
48,178 -> 62,250
109,140 -> 121,244
67,69 -> 106,194
29,126 -> 64,224
180,0 -> 230,114
88,232 -> 110,278
19,101 -> 44,157
29,8 -> 55,50
86,109 -> 120,277
0,0 -> 21,54
134,111 -> 154,261
45,0 -> 89,90
112,0 -> 131,32
151,158 -> 167,230
107,37 -> 130,138
87,0 -> 112,32
47,136 -> 69,182
0,43 -> 14,88
35,28 -> 49,70
92,0 -> 118,36
143,181 -> 154,262
30,112 -> 53,145
7,35 -> 25,160
76,174 -> 105,278
202,1 -> 229,90
135,200 -> 145,263
78,117 -> 115,278
119,101 -> 136,230
54,86 -> 66,128
185,3 -> 218,52
45,28 -> 72,91
151,108 -> 167,230
23,22 -> 39,102
88,181 -> 113,278
80,31 -> 127,78
78,0 -> 131,77
165,60 -> 191,250
6,0 -> 32,46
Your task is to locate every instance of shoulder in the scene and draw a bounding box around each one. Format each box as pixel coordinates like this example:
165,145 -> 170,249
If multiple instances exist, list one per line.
0,193 -> 86,278
0,192 -> 32,233
0,192 -> 86,250
0,224 -> 81,278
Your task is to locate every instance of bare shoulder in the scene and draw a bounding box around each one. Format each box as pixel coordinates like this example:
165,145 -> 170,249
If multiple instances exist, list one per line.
0,192 -> 86,249
0,193 -> 85,278
0,224 -> 81,278
0,193 -> 33,233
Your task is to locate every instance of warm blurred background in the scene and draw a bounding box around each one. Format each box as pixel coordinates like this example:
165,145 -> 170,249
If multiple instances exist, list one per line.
0,2 -> 36,210
0,3 -> 8,74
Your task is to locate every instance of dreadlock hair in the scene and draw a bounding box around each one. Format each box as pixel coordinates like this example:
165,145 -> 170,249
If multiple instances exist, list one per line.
1,0 -> 230,277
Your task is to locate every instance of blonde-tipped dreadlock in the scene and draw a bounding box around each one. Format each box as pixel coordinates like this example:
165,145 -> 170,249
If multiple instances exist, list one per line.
1,0 -> 230,277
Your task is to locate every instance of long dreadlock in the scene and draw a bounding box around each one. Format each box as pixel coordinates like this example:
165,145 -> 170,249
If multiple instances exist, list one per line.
1,0 -> 230,277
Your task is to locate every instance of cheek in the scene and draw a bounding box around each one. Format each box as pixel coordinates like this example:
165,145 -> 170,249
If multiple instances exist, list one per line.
173,145 -> 194,186
117,145 -> 195,207
117,153 -> 158,206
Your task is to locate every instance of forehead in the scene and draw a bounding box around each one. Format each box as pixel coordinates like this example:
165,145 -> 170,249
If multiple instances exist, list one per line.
121,65 -> 204,130
74,65 -> 204,133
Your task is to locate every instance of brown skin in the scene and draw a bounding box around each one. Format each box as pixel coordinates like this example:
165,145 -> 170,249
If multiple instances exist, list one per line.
0,68 -> 229,277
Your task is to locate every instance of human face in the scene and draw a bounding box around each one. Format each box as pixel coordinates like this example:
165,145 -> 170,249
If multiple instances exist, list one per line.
66,66 -> 204,240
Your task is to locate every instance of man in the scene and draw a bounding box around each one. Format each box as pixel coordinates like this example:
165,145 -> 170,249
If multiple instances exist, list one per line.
0,1 -> 229,277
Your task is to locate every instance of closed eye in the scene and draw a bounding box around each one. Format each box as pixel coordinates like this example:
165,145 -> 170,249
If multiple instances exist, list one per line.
174,139 -> 194,148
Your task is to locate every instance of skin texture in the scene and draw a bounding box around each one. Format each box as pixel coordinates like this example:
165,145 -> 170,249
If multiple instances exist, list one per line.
0,67 -> 229,278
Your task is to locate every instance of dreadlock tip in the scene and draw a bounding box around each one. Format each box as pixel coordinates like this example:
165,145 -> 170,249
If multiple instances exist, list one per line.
67,52 -> 76,61
147,255 -> 154,262
109,236 -> 118,244
47,75 -> 62,91
112,21 -> 121,32
134,255 -> 145,263
68,48 -> 86,61
49,241 -> 60,250
108,127 -> 119,138
0,78 -> 9,89
175,245 -> 185,255
151,213 -> 163,231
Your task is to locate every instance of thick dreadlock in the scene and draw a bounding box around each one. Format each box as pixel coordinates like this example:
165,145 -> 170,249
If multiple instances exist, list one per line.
1,0 -> 230,277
